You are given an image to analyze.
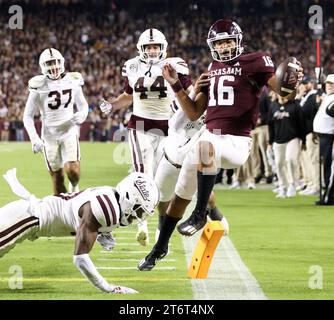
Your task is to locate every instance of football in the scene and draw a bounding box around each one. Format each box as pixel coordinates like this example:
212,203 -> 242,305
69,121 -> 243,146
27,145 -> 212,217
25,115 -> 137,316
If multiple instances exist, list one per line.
275,56 -> 299,97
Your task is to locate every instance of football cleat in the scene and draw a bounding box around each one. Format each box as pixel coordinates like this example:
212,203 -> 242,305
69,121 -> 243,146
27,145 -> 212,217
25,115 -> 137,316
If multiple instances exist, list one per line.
137,247 -> 168,271
177,210 -> 208,236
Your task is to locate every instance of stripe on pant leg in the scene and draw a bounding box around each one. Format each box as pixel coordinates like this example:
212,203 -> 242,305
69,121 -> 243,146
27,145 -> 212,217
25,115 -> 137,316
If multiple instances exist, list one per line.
324,160 -> 334,203
0,219 -> 39,247
42,143 -> 53,172
133,130 -> 144,173
129,130 -> 139,172
0,217 -> 38,239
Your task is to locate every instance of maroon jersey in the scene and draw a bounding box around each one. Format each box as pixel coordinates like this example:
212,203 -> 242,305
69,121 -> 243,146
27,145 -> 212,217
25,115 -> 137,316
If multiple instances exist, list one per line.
203,52 -> 275,136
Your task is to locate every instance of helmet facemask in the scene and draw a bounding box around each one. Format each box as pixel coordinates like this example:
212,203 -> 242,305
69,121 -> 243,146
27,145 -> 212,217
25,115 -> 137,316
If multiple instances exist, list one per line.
139,43 -> 167,65
207,33 -> 243,62
42,58 -> 63,80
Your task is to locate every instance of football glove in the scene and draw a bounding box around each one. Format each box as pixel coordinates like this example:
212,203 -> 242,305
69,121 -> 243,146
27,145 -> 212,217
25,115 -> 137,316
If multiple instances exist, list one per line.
96,233 -> 116,251
31,137 -> 44,154
109,285 -> 138,294
99,99 -> 113,115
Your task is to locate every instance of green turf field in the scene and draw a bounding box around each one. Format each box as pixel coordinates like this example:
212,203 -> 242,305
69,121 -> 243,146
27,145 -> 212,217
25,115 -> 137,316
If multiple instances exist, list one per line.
0,142 -> 333,300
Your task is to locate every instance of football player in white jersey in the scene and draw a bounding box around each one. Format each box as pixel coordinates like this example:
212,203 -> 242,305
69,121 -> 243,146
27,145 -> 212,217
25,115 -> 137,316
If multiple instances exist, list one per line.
100,28 -> 193,246
0,168 -> 159,294
23,48 -> 89,195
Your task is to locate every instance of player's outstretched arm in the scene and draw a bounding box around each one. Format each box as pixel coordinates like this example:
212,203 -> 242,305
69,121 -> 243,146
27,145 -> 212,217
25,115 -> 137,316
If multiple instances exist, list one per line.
162,64 -> 207,121
73,202 -> 138,294
99,92 -> 133,115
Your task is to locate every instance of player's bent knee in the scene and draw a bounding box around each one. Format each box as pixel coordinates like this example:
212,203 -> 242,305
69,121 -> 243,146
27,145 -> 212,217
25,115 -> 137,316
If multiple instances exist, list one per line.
198,141 -> 216,169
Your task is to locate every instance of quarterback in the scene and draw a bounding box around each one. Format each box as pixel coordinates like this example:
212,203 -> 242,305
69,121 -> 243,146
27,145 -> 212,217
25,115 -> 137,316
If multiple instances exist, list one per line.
139,19 -> 303,270
100,28 -> 192,246
23,48 -> 89,195
0,169 -> 159,294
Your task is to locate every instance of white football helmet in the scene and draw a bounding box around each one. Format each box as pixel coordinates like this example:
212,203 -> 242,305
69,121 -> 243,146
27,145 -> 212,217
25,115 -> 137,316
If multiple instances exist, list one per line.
137,28 -> 168,64
39,48 -> 65,80
116,172 -> 160,226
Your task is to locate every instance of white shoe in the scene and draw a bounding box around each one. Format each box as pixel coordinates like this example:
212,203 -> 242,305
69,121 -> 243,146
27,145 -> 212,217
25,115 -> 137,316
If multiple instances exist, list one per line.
247,182 -> 256,190
229,181 -> 241,189
97,233 -> 116,251
286,184 -> 296,197
273,186 -> 280,193
136,220 -> 149,246
276,188 -> 286,198
300,188 -> 319,196
221,216 -> 230,236
68,182 -> 79,193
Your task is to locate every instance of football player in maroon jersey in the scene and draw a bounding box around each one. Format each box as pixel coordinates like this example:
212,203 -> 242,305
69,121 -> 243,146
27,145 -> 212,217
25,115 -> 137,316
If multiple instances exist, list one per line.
138,19 -> 303,271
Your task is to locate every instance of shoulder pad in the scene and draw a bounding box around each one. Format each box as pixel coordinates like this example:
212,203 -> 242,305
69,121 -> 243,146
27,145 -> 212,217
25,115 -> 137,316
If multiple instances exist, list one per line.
28,75 -> 47,91
168,57 -> 189,75
122,57 -> 139,77
67,72 -> 84,85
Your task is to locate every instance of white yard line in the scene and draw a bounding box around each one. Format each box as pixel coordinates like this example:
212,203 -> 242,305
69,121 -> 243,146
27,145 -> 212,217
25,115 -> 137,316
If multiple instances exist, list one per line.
97,258 -> 175,262
100,250 -> 174,254
182,202 -> 267,300
96,266 -> 176,270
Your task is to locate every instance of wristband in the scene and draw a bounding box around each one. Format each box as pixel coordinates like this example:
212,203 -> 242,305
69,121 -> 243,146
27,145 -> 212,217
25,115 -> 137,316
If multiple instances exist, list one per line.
171,80 -> 183,93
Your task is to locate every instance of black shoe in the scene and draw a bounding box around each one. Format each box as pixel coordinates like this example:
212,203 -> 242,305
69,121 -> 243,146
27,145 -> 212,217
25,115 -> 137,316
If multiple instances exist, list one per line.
227,176 -> 233,185
137,247 -> 168,271
315,199 -> 334,206
255,175 -> 263,184
266,175 -> 273,184
177,210 -> 208,236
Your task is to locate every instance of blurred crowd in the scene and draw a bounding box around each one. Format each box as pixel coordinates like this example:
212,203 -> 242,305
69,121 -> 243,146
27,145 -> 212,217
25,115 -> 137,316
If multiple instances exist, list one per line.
0,0 -> 333,143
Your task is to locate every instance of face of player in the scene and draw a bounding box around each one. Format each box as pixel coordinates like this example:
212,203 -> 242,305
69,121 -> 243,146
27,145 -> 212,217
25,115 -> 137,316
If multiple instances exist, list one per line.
325,82 -> 334,95
45,59 -> 61,79
126,205 -> 145,224
213,39 -> 237,60
144,44 -> 161,59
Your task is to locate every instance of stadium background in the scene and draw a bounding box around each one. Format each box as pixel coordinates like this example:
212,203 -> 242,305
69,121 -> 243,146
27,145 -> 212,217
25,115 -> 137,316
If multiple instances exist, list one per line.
0,0 -> 333,141
1,0 -> 334,300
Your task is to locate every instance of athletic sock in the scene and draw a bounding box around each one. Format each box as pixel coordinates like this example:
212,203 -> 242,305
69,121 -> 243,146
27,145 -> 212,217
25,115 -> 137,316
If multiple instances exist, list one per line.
208,206 -> 223,221
155,215 -> 181,251
157,213 -> 166,231
195,171 -> 217,217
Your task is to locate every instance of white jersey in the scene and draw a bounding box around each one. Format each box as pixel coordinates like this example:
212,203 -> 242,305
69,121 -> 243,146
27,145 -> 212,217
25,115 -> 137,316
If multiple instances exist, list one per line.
24,72 -> 88,140
122,56 -> 190,120
313,93 -> 334,134
164,108 -> 206,165
34,186 -> 121,237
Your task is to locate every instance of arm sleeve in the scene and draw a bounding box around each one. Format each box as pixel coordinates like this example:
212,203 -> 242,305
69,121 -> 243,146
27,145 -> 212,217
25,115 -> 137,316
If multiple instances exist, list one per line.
73,254 -> 112,292
74,86 -> 89,123
123,77 -> 133,95
178,73 -> 192,90
23,91 -> 41,141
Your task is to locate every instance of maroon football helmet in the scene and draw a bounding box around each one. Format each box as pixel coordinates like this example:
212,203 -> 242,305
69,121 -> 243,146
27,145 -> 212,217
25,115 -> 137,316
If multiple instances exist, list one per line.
207,19 -> 244,62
